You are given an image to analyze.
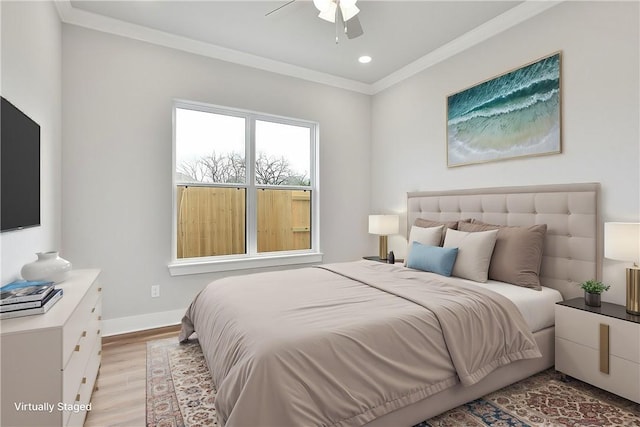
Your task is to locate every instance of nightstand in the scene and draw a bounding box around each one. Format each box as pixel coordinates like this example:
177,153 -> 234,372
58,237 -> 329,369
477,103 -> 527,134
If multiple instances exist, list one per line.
555,298 -> 640,403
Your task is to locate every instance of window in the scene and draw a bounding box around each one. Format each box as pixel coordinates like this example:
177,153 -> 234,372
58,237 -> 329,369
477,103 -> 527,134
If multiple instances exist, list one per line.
169,100 -> 321,275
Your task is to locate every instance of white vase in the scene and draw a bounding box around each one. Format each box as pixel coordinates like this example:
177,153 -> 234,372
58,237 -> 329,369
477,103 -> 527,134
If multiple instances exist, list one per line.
21,251 -> 72,283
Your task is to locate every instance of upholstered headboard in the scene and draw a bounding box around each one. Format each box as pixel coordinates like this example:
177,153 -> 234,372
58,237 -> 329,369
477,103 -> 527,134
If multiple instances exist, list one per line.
407,183 -> 601,300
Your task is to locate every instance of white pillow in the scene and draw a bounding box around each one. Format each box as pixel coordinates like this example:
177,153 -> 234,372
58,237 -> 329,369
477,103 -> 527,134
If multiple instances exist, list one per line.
443,228 -> 498,282
406,225 -> 444,264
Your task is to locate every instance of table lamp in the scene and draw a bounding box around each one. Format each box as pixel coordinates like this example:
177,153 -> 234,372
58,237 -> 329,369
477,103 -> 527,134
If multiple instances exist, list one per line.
368,215 -> 399,260
604,222 -> 640,315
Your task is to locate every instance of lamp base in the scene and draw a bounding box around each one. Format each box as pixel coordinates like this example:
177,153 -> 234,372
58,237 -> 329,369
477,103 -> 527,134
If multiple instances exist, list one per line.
627,267 -> 640,315
378,235 -> 388,260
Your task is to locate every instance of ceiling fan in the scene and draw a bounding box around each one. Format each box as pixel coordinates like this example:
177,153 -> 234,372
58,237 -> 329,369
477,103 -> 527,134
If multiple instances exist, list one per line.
266,0 -> 364,42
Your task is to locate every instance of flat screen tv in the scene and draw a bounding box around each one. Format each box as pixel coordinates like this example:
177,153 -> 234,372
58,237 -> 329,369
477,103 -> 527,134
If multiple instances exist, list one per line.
1,96 -> 41,232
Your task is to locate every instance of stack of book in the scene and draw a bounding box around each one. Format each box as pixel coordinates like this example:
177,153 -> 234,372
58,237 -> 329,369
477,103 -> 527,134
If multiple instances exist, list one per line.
0,280 -> 63,320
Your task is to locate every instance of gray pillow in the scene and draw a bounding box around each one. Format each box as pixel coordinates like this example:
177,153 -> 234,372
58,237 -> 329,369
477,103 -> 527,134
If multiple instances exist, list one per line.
406,225 -> 444,264
443,228 -> 498,283
414,218 -> 458,245
458,220 -> 547,290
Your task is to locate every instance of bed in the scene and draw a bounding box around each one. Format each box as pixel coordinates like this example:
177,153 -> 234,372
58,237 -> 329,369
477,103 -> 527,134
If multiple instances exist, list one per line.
180,182 -> 601,427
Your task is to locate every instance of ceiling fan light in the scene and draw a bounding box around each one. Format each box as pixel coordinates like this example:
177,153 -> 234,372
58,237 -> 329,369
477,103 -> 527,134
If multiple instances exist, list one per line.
339,4 -> 359,22
313,0 -> 332,12
318,3 -> 337,22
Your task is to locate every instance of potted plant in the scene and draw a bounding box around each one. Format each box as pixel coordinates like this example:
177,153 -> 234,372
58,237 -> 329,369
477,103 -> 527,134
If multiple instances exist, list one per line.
580,280 -> 610,307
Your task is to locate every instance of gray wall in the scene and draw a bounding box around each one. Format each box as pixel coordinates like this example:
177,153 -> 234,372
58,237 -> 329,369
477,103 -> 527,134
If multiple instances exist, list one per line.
61,25 -> 371,331
370,1 -> 639,305
1,1 -> 62,283
3,1 -> 638,331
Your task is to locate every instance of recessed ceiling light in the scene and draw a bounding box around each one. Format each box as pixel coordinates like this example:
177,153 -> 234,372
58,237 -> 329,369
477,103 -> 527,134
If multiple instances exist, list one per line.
358,55 -> 372,64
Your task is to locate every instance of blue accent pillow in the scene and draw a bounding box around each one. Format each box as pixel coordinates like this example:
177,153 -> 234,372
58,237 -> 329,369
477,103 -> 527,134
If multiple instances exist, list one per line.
406,242 -> 459,277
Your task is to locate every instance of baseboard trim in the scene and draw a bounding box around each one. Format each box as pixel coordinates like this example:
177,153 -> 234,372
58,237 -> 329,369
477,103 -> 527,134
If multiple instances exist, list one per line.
102,308 -> 186,337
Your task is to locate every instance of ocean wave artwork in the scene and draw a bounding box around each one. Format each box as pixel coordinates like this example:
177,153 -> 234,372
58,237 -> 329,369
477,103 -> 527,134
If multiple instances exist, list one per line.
447,53 -> 561,167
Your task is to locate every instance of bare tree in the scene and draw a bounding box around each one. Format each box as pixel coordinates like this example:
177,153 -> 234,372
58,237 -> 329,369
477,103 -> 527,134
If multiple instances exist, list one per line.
200,152 -> 232,183
255,153 -> 291,185
178,159 -> 208,182
178,151 -> 308,186
228,152 -> 246,183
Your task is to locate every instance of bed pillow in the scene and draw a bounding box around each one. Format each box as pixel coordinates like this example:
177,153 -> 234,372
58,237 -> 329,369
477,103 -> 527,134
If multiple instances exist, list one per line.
443,228 -> 498,282
406,242 -> 459,276
405,225 -> 445,266
414,218 -> 458,245
458,220 -> 547,290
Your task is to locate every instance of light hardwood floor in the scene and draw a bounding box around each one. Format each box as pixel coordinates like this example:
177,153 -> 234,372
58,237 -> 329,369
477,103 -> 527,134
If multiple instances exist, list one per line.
84,325 -> 181,427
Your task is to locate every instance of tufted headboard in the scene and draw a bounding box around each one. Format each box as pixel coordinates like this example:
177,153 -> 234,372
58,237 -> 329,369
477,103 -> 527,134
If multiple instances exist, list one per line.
407,183 -> 601,300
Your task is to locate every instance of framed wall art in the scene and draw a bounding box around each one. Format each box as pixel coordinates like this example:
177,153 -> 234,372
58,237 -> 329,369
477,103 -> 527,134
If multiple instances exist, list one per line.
447,52 -> 561,167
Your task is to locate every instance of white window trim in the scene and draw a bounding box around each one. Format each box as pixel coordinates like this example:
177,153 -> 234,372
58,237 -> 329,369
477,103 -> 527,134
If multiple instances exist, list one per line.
169,99 -> 321,275
168,252 -> 324,276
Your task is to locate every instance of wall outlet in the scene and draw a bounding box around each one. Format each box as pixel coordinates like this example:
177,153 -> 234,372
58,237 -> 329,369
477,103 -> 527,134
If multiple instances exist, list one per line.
151,285 -> 160,298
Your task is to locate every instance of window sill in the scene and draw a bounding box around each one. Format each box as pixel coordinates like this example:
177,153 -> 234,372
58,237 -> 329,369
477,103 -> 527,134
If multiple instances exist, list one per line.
168,252 -> 324,276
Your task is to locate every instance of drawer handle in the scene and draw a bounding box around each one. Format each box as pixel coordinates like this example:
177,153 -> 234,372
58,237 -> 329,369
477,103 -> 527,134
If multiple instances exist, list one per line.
98,350 -> 102,356
75,393 -> 81,402
75,345 -> 80,352
81,331 -> 87,338
98,287 -> 102,292
91,307 -> 96,313
600,323 -> 610,374
98,316 -> 102,321
97,329 -> 101,335
82,377 -> 87,384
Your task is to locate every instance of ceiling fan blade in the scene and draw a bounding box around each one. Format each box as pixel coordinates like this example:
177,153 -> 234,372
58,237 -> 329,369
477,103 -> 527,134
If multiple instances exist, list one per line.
339,3 -> 359,22
344,15 -> 364,39
318,1 -> 337,22
265,0 -> 297,17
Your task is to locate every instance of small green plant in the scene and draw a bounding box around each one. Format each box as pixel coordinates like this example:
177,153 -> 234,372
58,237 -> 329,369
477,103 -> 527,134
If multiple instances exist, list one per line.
580,280 -> 610,294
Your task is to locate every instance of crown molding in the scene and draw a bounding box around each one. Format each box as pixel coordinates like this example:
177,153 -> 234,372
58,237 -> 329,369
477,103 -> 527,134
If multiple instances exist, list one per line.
54,0 -> 562,96
54,0 -> 374,95
371,1 -> 562,94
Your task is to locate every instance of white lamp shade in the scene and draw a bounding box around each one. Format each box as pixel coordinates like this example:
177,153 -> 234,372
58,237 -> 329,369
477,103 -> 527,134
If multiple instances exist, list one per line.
604,222 -> 640,262
368,215 -> 399,236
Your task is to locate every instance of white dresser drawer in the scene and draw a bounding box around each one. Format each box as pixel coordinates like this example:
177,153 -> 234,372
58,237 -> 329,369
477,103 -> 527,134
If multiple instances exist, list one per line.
62,294 -> 102,423
0,270 -> 102,427
66,338 -> 102,427
63,280 -> 102,366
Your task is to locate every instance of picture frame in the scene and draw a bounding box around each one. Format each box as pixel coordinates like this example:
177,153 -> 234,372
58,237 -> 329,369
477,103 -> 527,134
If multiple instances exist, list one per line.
447,52 -> 562,167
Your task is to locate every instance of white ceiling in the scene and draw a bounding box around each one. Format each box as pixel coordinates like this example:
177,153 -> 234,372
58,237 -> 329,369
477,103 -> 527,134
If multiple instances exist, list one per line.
60,1 -> 558,94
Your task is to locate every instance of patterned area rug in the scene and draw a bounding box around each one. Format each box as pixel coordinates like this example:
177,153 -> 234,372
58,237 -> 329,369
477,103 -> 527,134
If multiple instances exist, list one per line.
147,338 -> 640,426
147,338 -> 217,427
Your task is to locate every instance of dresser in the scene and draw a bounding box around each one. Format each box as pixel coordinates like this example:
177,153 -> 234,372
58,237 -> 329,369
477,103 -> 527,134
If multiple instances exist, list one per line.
1,269 -> 102,426
555,298 -> 640,403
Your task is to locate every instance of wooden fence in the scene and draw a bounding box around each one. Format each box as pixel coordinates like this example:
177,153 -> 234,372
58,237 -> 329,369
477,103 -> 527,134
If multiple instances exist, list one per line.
177,186 -> 310,258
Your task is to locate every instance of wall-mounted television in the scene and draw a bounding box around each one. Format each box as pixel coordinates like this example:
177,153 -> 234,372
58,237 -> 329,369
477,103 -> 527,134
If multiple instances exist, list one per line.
1,96 -> 41,232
